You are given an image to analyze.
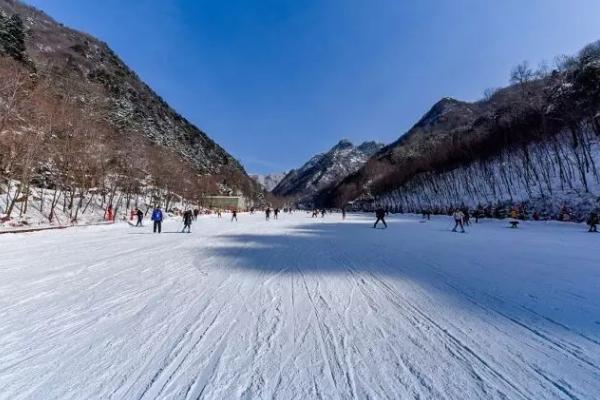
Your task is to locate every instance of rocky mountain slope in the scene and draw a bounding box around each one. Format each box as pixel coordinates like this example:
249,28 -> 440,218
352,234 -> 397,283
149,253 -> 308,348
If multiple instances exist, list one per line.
322,42 -> 600,219
0,0 -> 257,195
250,173 -> 287,192
272,139 -> 383,204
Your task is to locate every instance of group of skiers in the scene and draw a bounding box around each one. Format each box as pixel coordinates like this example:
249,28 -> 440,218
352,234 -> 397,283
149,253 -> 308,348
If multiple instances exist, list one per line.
126,203 -> 600,235
311,209 -> 327,218
264,207 -> 280,220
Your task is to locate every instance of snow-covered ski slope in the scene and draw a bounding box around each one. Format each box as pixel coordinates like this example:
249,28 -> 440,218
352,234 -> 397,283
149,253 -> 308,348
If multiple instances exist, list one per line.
1,213 -> 599,400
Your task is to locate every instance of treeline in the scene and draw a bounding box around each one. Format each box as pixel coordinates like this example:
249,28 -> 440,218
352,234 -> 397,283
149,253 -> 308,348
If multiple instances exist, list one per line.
374,127 -> 600,220
0,56 -> 257,223
327,41 -> 600,214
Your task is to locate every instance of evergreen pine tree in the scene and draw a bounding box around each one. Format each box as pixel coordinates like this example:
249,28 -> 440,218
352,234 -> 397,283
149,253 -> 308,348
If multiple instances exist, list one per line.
0,12 -> 26,61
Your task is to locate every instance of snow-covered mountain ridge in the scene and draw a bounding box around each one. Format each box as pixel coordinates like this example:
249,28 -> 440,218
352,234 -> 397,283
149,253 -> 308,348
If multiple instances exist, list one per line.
272,139 -> 383,204
323,41 -> 600,217
250,173 -> 287,192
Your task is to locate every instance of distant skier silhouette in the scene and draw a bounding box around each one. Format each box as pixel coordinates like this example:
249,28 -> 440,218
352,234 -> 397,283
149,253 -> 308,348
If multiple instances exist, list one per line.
182,210 -> 193,233
136,208 -> 144,227
373,208 -> 387,229
588,212 -> 598,232
452,209 -> 465,233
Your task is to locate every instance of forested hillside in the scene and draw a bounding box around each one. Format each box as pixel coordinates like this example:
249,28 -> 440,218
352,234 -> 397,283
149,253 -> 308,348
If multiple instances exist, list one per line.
325,41 -> 600,220
0,0 -> 260,224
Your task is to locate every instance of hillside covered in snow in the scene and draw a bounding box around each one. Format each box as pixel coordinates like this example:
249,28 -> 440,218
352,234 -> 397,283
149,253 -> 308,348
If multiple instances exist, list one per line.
0,0 -> 264,229
250,173 -> 287,192
272,140 -> 383,206
0,0 -> 260,210
322,42 -> 600,219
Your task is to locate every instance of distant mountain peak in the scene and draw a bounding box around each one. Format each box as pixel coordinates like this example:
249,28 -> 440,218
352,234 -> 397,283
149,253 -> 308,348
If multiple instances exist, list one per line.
251,172 -> 286,192
357,141 -> 384,155
332,139 -> 354,150
272,139 -> 384,203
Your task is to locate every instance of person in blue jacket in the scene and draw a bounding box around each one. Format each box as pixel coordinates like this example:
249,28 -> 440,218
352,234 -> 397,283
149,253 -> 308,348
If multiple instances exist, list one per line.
151,206 -> 163,233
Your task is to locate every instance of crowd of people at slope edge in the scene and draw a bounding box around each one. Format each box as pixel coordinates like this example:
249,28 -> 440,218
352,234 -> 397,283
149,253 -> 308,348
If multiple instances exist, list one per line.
415,205 -> 599,233
110,202 -> 599,235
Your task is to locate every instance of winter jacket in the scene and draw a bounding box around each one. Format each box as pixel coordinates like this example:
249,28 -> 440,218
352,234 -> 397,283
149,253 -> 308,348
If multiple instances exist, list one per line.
151,209 -> 163,222
375,208 -> 386,219
453,211 -> 464,221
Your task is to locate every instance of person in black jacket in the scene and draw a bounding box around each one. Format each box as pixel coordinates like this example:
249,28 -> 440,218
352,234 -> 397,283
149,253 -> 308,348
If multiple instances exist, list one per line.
373,208 -> 387,228
182,210 -> 193,233
231,209 -> 238,222
588,212 -> 599,232
136,208 -> 144,227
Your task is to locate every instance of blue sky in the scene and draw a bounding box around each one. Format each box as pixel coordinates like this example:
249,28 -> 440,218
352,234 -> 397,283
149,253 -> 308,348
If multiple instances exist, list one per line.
27,0 -> 600,174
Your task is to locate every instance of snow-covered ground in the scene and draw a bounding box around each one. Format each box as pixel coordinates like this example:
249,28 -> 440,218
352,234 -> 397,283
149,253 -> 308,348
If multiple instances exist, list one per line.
1,213 -> 599,399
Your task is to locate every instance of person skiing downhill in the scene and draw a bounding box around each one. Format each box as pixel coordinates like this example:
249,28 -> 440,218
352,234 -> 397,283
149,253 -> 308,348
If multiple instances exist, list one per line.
265,207 -> 271,221
373,207 -> 387,229
274,208 -> 279,220
136,208 -> 144,227
312,209 -> 318,218
231,209 -> 238,222
452,209 -> 465,233
151,206 -> 163,233
321,209 -> 326,218
182,210 -> 193,233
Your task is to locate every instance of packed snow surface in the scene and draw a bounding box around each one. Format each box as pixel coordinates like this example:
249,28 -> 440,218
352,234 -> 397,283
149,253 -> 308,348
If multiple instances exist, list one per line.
1,213 -> 599,399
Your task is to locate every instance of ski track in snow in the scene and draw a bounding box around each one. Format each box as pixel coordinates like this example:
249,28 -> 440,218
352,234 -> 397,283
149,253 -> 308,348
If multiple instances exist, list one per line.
0,213 -> 599,400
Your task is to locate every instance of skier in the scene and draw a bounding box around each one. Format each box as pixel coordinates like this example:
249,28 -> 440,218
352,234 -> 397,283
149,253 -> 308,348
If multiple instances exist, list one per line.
265,207 -> 271,221
312,209 -> 318,218
151,206 -> 163,233
193,208 -> 199,221
373,207 -> 387,229
217,209 -> 222,218
452,209 -> 465,233
273,208 -> 279,220
462,208 -> 470,226
136,208 -> 144,227
587,211 -> 598,232
342,206 -> 346,220
321,209 -> 326,218
182,209 -> 193,233
231,209 -> 238,222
